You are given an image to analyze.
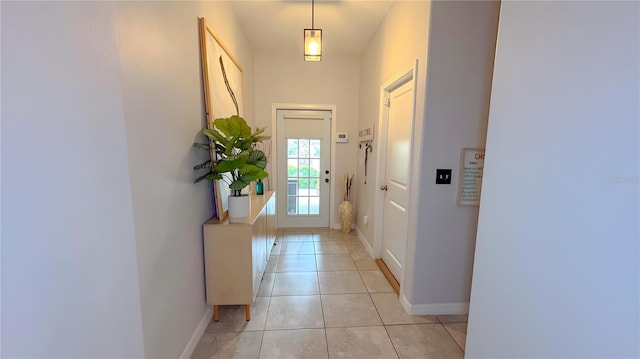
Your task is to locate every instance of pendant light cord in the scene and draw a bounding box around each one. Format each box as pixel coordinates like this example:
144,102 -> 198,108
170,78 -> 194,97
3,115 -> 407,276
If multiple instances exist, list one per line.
312,0 -> 315,29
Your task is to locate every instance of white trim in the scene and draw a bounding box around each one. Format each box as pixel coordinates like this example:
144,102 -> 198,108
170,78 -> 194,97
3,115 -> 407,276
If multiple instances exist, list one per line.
271,103 -> 337,229
373,61 -> 420,301
400,294 -> 469,315
179,306 -> 213,359
355,226 -> 374,258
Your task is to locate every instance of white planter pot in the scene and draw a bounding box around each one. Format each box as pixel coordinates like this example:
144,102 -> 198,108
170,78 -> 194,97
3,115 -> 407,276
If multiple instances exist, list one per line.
339,200 -> 353,233
228,195 -> 250,222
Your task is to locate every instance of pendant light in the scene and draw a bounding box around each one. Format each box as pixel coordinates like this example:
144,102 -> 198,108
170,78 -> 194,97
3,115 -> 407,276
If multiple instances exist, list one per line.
304,0 -> 322,61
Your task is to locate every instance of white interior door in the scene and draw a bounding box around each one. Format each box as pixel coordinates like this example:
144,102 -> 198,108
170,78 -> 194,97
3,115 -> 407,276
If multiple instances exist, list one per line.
381,80 -> 414,281
277,109 -> 331,227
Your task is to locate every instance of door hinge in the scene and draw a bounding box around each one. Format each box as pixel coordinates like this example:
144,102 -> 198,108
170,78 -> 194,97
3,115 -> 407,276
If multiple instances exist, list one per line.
385,98 -> 391,107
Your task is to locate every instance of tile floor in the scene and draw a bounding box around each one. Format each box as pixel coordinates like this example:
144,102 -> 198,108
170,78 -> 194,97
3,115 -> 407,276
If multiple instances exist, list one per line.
192,228 -> 468,359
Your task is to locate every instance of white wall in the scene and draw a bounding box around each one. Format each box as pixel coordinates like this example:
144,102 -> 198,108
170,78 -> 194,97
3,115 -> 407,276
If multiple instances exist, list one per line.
1,1 -> 254,357
115,2 -> 254,357
1,2 -> 145,357
356,1 -> 499,312
409,1 -> 500,309
356,0 -> 431,254
467,2 -> 639,358
254,48 -> 359,227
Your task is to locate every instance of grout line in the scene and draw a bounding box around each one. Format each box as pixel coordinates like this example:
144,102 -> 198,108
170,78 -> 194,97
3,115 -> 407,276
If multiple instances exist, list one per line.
256,297 -> 272,359
442,322 -> 466,353
438,319 -> 468,324
384,322 -> 440,327
315,253 -> 330,358
365,283 -> 385,327
363,270 -> 401,359
260,327 -> 328,337
256,331 -> 266,359
382,325 -> 402,359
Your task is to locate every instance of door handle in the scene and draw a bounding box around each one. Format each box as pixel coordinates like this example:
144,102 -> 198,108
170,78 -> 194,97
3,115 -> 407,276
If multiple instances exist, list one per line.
380,185 -> 388,191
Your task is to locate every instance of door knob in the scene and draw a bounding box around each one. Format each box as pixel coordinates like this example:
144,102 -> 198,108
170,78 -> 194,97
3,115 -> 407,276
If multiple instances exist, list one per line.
380,185 -> 388,191
325,170 -> 330,174
325,178 -> 330,183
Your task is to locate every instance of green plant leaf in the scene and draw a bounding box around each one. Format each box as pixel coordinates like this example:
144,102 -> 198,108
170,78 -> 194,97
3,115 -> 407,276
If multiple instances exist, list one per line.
193,160 -> 212,171
238,174 -> 257,183
239,164 -> 261,175
214,157 -> 244,173
193,142 -> 210,149
202,128 -> 227,144
247,150 -> 267,169
235,138 -> 254,151
251,127 -> 271,142
194,171 -> 222,183
238,167 -> 267,182
251,127 -> 265,136
230,179 -> 251,191
202,128 -> 234,156
223,135 -> 240,156
214,116 -> 251,138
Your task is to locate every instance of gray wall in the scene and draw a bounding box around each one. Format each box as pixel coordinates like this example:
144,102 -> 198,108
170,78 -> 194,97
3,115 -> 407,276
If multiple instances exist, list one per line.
356,1 -> 500,312
467,1 -> 639,357
1,1 -> 255,357
254,48 -> 360,227
356,0 -> 432,303
115,2 -> 254,357
409,0 -> 499,309
1,2 -> 145,356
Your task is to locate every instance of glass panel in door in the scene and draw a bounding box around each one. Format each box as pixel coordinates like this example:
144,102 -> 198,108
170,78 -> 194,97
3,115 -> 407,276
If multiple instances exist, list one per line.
286,138 -> 321,217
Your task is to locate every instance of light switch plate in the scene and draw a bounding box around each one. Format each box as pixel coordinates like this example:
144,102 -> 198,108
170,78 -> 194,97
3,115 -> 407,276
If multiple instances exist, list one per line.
436,169 -> 452,184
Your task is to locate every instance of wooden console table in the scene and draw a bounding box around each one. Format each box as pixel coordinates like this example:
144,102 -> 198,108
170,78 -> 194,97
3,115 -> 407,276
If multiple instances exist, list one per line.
203,191 -> 276,321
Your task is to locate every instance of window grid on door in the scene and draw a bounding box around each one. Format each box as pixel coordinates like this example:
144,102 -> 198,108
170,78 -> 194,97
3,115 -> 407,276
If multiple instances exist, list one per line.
287,139 -> 321,216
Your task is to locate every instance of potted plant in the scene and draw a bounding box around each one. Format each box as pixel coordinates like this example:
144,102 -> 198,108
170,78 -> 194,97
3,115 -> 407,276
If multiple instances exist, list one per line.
194,115 -> 270,221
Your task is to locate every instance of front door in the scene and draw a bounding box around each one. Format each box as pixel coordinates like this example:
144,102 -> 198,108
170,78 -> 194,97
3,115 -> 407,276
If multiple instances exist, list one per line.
381,80 -> 414,281
276,109 -> 331,227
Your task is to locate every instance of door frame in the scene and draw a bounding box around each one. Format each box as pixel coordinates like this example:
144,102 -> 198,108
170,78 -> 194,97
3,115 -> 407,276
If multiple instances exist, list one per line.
271,103 -> 337,229
373,61 -> 419,292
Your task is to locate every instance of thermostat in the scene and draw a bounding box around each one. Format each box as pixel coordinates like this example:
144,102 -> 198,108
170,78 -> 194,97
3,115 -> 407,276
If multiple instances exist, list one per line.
336,132 -> 349,143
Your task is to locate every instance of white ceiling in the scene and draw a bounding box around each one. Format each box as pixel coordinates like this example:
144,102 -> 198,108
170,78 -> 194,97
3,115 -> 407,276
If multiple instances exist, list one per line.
231,0 -> 394,55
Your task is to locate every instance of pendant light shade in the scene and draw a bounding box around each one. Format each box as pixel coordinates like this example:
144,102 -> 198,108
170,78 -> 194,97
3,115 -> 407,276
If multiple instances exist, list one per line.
304,0 -> 322,61
304,29 -> 322,61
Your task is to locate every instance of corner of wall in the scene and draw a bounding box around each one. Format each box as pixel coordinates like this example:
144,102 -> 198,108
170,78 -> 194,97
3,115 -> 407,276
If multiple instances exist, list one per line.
400,294 -> 469,316
179,307 -> 213,359
355,226 -> 375,257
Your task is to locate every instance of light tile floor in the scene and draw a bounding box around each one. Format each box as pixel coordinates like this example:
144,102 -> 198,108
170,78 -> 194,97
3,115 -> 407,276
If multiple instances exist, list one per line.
192,228 -> 468,359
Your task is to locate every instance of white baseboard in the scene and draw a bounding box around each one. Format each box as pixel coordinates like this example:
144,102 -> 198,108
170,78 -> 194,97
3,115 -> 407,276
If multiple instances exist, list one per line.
180,306 -> 213,359
400,294 -> 469,315
355,226 -> 374,257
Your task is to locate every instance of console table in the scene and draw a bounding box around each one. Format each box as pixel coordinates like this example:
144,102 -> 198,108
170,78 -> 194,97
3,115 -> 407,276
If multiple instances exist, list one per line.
202,191 -> 276,321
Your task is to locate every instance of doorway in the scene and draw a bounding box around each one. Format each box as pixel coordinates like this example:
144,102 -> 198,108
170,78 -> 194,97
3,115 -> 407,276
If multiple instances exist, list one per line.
275,108 -> 332,228
374,63 -> 418,288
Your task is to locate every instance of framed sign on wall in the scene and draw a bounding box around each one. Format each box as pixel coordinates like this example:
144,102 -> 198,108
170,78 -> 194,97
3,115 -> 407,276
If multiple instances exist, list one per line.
457,148 -> 485,206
